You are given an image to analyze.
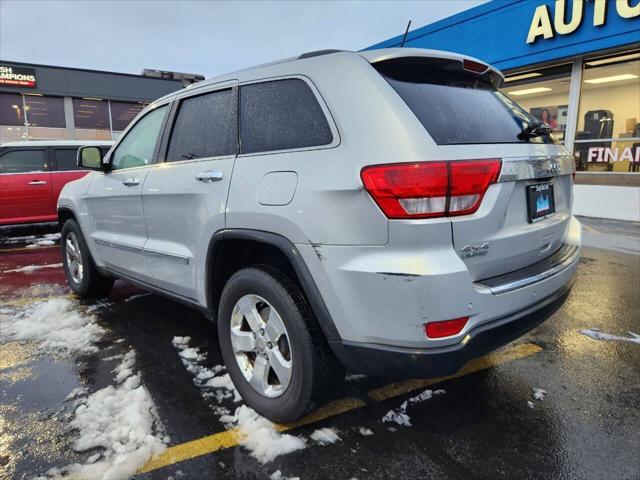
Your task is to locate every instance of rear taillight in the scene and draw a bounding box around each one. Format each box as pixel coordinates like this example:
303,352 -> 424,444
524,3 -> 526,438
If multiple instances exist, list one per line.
361,159 -> 501,219
424,317 -> 469,339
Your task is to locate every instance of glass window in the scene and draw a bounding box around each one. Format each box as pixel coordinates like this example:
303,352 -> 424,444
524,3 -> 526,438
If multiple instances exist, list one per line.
111,105 -> 167,170
73,98 -> 109,130
52,148 -> 81,171
501,63 -> 572,143
0,149 -> 47,174
0,93 -> 25,126
167,89 -> 237,161
24,95 -> 65,128
110,101 -> 144,132
240,79 -> 332,154
377,58 -> 561,145
574,53 -> 640,172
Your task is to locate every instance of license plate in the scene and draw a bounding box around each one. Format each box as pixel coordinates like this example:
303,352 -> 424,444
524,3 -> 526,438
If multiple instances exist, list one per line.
526,182 -> 556,223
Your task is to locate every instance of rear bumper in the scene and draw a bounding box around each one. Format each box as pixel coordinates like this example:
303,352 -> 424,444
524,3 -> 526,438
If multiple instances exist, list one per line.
330,279 -> 573,378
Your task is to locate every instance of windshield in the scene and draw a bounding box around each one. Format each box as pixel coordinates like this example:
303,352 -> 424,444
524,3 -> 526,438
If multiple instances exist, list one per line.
376,58 -> 559,146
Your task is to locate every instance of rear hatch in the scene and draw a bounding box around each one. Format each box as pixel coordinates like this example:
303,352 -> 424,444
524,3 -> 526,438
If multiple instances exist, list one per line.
370,54 -> 574,281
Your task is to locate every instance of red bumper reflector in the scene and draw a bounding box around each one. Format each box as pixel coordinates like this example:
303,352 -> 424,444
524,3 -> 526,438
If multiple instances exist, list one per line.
424,317 -> 469,339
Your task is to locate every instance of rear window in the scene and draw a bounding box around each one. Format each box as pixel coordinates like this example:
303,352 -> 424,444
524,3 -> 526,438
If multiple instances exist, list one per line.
240,79 -> 333,154
375,58 -> 558,145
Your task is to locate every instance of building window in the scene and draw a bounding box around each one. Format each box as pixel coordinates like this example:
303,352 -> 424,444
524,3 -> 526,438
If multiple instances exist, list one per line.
110,101 -> 144,132
501,63 -> 573,143
73,97 -> 111,140
574,52 -> 640,172
24,95 -> 65,128
0,93 -> 25,126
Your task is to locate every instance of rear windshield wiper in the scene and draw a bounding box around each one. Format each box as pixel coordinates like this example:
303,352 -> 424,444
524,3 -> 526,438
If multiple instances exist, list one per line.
518,120 -> 552,141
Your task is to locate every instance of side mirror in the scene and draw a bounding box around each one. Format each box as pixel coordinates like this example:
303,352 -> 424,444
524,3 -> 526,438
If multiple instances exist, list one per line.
77,146 -> 104,171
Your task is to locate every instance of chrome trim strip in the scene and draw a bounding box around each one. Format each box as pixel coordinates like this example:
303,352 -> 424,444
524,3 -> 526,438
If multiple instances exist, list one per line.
144,248 -> 191,265
498,156 -> 574,182
94,238 -> 143,254
94,238 -> 190,264
474,244 -> 579,295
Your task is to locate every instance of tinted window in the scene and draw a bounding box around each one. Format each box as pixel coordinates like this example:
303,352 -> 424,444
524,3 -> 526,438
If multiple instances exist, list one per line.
167,89 -> 237,161
111,106 -> 167,170
110,101 -> 144,131
24,95 -> 66,128
376,59 -> 558,145
53,149 -> 79,171
0,93 -> 25,126
0,149 -> 47,173
240,79 -> 332,154
73,98 -> 109,130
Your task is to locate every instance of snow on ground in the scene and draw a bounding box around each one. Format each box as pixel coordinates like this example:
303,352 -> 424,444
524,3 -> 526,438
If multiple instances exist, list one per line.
310,427 -> 341,445
358,427 -> 374,436
171,336 -> 315,464
382,389 -> 446,427
344,373 -> 367,382
230,405 -> 307,464
2,262 -> 62,273
5,232 -> 63,248
527,401 -> 535,409
579,328 -> 640,345
40,351 -> 168,480
270,470 -> 301,480
1,298 -> 105,355
533,388 -> 547,401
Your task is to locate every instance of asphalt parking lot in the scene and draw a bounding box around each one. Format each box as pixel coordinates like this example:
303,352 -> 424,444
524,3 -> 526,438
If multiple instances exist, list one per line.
1,217 -> 639,480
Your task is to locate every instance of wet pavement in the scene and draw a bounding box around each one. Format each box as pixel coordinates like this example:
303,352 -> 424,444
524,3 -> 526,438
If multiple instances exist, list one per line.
1,217 -> 639,480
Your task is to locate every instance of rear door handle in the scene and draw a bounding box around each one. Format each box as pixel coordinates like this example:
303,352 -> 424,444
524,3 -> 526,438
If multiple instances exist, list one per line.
123,178 -> 140,186
28,180 -> 47,185
196,171 -> 224,183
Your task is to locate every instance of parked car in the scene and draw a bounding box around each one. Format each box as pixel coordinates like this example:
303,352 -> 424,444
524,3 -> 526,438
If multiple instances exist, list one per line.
58,48 -> 581,422
0,140 -> 113,226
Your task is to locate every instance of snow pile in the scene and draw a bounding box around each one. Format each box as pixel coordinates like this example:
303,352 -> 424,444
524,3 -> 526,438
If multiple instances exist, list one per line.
171,336 -> 239,402
230,405 -> 306,464
358,427 -> 373,436
533,388 -> 546,401
310,427 -> 341,445
43,352 -> 167,480
270,470 -> 300,480
1,298 -> 105,355
579,328 -> 640,345
24,232 -> 62,248
382,389 -> 446,427
3,262 -> 62,273
172,336 -> 314,464
527,401 -> 535,409
344,373 -> 366,382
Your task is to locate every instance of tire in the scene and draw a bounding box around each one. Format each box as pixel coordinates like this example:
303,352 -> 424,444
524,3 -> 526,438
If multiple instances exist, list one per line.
218,266 -> 341,423
61,219 -> 114,297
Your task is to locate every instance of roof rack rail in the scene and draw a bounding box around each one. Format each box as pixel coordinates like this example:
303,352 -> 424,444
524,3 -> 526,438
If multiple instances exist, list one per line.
297,49 -> 346,60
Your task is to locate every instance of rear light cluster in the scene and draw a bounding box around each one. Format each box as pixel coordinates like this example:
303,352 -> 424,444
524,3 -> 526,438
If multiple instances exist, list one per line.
361,159 -> 502,219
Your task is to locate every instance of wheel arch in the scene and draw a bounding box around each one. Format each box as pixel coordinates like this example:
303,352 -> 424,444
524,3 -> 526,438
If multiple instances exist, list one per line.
206,229 -> 341,342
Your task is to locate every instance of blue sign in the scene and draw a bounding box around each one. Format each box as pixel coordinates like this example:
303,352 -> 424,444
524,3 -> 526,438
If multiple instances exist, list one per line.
366,0 -> 640,71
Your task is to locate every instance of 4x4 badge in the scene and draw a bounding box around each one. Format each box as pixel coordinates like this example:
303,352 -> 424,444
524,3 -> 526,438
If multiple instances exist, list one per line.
460,243 -> 490,258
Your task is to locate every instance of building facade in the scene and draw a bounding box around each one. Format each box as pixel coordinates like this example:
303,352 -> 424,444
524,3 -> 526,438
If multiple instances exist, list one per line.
0,61 -> 201,143
368,0 -> 640,175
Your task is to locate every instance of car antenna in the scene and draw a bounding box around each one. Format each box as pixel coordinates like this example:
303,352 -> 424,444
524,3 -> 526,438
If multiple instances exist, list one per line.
400,20 -> 412,47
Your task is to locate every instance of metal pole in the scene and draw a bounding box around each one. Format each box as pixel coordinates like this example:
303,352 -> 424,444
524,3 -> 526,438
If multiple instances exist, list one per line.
564,58 -> 583,155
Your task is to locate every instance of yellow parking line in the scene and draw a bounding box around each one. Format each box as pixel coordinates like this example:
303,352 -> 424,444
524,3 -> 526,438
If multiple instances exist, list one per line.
0,245 -> 59,254
140,342 -> 542,474
1,294 -> 72,307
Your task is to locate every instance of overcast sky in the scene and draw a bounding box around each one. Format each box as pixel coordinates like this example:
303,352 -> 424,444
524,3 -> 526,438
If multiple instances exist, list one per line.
0,0 -> 486,78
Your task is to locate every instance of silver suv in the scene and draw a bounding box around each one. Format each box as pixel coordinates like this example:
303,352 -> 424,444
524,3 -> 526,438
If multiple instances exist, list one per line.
59,49 -> 581,422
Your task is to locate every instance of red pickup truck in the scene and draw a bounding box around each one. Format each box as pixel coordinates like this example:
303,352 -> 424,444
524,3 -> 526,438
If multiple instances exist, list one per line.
0,141 -> 113,226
